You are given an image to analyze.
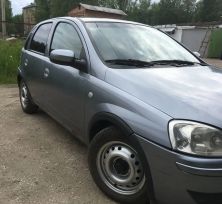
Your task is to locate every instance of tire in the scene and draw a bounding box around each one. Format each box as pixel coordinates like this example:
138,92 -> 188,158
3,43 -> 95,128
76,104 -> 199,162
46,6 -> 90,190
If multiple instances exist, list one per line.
19,80 -> 38,114
88,126 -> 150,204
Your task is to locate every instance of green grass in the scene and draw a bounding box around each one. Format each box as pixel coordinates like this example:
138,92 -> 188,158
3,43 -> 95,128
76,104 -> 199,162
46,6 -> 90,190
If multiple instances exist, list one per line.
0,40 -> 23,84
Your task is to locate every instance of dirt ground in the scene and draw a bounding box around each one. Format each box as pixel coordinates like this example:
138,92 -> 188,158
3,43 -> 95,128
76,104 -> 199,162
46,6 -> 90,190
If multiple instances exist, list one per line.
0,58 -> 221,204
0,85 -> 115,204
205,58 -> 222,68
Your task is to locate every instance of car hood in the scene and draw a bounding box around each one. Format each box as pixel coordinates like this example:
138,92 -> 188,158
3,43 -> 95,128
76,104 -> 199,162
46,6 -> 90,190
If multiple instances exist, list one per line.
105,65 -> 222,128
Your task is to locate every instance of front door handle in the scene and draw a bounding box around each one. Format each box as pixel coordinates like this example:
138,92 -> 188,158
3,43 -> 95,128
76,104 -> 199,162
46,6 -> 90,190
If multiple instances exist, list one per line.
43,68 -> 50,78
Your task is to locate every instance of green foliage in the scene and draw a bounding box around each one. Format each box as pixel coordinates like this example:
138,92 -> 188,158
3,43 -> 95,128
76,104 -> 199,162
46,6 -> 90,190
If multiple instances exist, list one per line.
194,0 -> 222,22
5,0 -> 12,21
126,0 -> 198,25
127,0 -> 151,24
50,0 -> 76,17
35,0 -> 50,22
208,29 -> 222,58
0,40 -> 23,84
7,14 -> 23,36
200,0 -> 217,22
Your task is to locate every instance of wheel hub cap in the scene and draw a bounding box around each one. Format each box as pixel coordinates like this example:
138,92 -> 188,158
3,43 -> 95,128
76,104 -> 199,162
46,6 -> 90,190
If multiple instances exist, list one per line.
97,142 -> 145,195
20,83 -> 28,108
113,158 -> 129,176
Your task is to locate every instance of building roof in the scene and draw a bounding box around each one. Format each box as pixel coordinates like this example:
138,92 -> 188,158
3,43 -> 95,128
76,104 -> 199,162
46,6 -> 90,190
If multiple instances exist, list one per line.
160,27 -> 176,34
79,3 -> 127,16
155,24 -> 209,31
77,17 -> 137,23
23,3 -> 36,10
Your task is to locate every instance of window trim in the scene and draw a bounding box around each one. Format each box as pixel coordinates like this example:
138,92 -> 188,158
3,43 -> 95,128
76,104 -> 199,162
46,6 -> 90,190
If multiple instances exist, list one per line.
24,31 -> 33,50
28,22 -> 53,56
49,21 -> 85,60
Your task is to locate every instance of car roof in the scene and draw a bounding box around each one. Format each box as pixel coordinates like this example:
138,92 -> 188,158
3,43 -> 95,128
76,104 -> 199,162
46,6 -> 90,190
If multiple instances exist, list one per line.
58,17 -> 146,26
36,17 -> 151,31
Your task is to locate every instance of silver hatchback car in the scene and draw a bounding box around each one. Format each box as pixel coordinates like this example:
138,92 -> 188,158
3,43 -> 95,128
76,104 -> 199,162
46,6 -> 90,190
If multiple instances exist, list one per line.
18,17 -> 222,204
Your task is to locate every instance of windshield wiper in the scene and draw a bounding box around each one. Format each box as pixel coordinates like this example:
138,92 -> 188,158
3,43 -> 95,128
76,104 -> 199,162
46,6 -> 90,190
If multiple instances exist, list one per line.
150,60 -> 207,66
105,59 -> 207,68
105,59 -> 154,67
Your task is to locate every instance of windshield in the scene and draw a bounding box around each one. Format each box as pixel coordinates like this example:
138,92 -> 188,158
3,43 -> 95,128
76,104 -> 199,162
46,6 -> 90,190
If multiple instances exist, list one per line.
85,22 -> 200,65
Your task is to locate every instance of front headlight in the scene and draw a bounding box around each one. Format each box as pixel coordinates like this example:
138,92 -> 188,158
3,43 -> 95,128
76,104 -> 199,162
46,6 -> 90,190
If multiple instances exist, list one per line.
169,120 -> 222,157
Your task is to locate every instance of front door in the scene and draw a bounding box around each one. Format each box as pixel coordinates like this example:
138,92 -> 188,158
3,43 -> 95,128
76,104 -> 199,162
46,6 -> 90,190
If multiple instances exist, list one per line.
44,22 -> 89,137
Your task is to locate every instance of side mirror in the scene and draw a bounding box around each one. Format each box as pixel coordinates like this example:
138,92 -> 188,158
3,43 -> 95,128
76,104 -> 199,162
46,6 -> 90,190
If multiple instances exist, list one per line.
50,49 -> 75,66
50,49 -> 87,72
193,51 -> 201,58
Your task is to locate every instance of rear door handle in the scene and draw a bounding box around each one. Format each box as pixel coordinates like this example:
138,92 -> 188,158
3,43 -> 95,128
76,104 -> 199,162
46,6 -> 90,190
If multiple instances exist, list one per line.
43,68 -> 50,78
24,59 -> 28,67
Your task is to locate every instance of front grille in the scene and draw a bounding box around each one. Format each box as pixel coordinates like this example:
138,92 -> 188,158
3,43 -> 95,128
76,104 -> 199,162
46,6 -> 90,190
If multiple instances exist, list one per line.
188,191 -> 222,204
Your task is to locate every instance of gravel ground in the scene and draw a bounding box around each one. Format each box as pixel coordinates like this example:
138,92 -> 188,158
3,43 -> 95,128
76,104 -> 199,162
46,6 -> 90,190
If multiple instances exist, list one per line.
0,58 -> 221,204
0,85 -> 115,204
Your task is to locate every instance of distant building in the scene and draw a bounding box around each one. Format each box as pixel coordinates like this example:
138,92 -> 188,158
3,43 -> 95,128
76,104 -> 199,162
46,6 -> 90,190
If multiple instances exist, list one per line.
155,23 -> 222,58
68,3 -> 127,19
23,3 -> 36,35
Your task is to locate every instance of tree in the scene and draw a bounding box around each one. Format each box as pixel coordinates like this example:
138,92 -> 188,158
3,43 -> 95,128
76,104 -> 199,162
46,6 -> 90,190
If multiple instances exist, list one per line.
193,0 -> 222,22
193,0 -> 203,22
181,0 -> 196,22
33,0 -> 222,26
147,0 -> 196,25
10,14 -> 23,35
157,0 -> 181,24
127,0 -> 151,24
148,3 -> 160,25
50,0 -> 74,17
35,0 -> 50,22
200,0 -> 217,22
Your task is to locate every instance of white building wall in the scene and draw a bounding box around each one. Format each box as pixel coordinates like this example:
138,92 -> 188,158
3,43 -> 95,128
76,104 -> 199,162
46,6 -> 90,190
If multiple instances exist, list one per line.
171,29 -> 183,42
181,28 -> 208,53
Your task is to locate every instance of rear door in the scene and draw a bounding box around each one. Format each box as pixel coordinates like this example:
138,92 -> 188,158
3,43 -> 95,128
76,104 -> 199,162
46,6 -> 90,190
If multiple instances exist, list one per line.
43,21 -> 89,137
23,22 -> 53,106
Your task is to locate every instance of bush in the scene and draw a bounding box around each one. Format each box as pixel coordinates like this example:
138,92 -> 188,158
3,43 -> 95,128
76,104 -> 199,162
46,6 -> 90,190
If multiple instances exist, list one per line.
0,40 -> 23,84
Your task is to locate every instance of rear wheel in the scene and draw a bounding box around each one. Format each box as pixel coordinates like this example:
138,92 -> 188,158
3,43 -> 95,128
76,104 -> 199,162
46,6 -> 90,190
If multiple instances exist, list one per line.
88,126 -> 150,204
19,80 -> 38,114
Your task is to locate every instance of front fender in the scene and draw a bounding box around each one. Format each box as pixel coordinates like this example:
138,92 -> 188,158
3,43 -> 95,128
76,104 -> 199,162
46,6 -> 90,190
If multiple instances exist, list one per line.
85,76 -> 172,148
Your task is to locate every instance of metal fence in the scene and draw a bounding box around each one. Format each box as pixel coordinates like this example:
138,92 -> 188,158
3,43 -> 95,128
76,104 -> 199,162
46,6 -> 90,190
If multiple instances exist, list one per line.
0,21 -> 36,39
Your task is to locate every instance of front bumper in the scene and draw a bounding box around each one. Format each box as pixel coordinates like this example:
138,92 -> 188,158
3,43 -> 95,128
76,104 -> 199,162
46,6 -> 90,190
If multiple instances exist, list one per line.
136,135 -> 222,204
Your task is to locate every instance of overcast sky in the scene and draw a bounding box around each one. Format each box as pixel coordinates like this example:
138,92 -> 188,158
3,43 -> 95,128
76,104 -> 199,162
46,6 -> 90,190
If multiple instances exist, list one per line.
11,0 -> 159,16
11,0 -> 34,15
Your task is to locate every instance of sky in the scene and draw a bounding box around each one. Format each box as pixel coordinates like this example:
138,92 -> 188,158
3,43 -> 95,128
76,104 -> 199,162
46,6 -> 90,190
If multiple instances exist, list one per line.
11,0 -> 159,16
11,0 -> 34,15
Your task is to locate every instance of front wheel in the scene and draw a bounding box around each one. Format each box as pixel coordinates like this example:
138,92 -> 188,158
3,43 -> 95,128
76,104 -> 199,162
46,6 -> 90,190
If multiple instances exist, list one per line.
88,126 -> 150,204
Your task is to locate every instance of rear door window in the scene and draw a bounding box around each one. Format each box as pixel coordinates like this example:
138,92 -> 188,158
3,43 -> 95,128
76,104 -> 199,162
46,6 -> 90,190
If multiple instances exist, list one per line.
30,23 -> 52,54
